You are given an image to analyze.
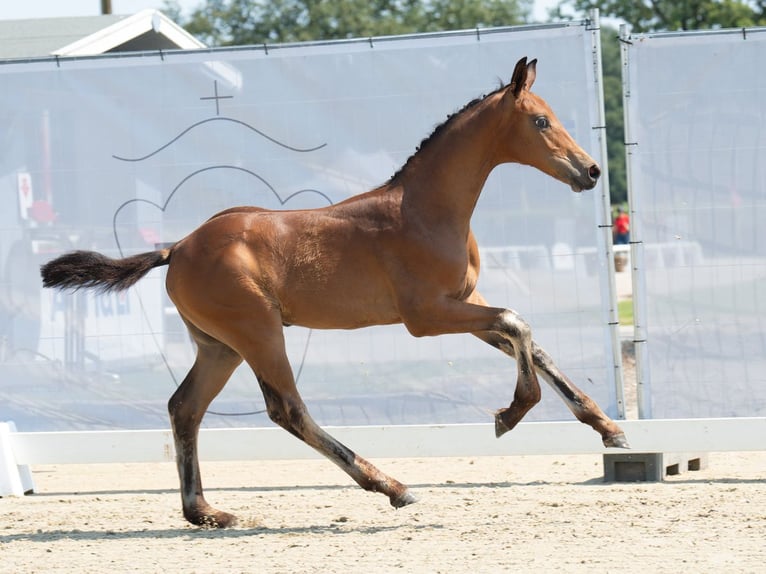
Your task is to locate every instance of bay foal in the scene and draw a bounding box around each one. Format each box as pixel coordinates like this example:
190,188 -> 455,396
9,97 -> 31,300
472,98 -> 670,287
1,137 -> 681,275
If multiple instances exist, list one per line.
42,57 -> 628,528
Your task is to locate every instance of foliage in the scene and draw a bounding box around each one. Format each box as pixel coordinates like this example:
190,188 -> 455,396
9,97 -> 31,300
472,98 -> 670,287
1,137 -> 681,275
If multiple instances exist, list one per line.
618,298 -> 633,325
551,1 -> 766,201
546,1 -> 766,203
599,27 -> 626,204
163,0 -> 533,46
552,0 -> 766,33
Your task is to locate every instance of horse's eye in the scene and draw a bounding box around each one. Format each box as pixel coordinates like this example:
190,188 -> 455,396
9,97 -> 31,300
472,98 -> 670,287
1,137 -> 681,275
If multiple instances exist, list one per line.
535,116 -> 550,129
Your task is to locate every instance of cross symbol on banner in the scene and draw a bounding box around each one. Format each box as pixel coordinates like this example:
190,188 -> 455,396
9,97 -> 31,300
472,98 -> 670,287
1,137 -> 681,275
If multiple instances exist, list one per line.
200,80 -> 233,116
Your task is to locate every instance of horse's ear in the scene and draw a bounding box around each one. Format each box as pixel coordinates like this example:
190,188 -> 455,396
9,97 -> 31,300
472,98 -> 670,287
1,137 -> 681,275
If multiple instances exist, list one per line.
509,57 -> 537,98
525,59 -> 537,90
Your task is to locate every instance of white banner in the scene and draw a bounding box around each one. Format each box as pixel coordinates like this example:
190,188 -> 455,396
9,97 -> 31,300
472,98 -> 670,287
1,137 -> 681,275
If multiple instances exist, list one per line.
0,23 -> 615,430
623,27 -> 766,418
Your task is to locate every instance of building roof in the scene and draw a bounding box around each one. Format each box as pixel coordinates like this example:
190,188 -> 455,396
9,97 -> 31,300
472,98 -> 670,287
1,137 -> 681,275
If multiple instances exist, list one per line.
0,9 -> 205,60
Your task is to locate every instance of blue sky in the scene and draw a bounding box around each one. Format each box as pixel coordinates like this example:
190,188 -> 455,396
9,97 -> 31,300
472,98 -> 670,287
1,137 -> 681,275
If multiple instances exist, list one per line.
0,0 -> 560,23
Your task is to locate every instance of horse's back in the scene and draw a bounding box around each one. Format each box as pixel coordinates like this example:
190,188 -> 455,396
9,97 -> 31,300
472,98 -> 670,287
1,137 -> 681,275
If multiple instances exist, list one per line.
206,205 -> 269,221
167,200 -> 404,332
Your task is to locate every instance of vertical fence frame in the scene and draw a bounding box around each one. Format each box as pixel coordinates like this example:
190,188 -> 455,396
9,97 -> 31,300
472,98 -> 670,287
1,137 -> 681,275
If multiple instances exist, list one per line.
590,9 -> 625,419
620,25 -> 766,421
619,24 -> 652,418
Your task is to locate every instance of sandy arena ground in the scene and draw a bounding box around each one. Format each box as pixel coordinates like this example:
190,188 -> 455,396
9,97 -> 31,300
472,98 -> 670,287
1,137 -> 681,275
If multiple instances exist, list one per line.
3,270 -> 763,572
2,451 -> 764,573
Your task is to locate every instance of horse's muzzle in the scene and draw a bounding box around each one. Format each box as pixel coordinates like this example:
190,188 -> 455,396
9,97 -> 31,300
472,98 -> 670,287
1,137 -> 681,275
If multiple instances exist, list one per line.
570,163 -> 600,193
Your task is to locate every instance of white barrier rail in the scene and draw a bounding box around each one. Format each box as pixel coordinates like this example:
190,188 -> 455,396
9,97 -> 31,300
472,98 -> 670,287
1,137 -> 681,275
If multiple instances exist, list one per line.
2,417 -> 764,496
4,418 -> 764,495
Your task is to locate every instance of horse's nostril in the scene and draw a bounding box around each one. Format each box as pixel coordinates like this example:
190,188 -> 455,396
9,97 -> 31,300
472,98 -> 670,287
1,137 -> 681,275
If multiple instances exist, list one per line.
588,164 -> 601,180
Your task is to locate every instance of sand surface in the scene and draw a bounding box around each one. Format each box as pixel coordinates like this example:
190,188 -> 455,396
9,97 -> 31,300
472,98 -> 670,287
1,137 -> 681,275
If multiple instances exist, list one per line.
2,451 -> 764,573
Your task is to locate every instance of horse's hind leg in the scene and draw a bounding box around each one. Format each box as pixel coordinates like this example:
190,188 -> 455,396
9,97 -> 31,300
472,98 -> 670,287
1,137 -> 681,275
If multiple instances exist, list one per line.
168,322 -> 243,528
234,315 -> 416,509
259,372 -> 416,507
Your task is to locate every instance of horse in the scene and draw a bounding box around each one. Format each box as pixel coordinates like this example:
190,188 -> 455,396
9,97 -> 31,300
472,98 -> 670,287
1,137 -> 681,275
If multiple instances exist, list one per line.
41,57 -> 628,528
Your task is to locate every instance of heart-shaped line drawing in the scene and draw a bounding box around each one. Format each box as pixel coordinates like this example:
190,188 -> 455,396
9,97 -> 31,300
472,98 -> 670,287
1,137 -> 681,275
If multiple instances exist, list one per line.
112,164 -> 334,254
112,117 -> 327,162
111,164 -> 334,418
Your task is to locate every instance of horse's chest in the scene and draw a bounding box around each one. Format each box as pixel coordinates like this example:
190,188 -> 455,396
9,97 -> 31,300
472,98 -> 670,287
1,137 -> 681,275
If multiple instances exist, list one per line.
455,260 -> 479,300
423,246 -> 479,301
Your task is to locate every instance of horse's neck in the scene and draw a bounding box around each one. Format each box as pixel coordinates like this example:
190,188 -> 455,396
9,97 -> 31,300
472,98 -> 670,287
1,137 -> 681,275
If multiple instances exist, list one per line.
396,97 -> 503,234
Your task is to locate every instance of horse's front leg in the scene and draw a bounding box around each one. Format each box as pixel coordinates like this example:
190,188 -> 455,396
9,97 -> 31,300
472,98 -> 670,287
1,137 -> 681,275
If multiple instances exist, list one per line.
467,291 -> 628,448
531,342 -> 629,448
401,294 -> 544,437
484,310 -> 543,437
474,330 -> 628,447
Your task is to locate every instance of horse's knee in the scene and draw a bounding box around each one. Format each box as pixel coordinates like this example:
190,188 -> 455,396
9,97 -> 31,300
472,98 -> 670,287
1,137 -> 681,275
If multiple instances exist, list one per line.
495,310 -> 532,345
517,382 -> 542,406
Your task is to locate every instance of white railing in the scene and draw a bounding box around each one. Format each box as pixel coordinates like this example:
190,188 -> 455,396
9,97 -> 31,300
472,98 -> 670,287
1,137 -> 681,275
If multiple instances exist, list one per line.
3,418 -> 764,496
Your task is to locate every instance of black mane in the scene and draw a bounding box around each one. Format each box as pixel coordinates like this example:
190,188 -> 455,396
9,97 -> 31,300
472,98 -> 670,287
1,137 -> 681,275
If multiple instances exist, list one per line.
387,81 -> 508,184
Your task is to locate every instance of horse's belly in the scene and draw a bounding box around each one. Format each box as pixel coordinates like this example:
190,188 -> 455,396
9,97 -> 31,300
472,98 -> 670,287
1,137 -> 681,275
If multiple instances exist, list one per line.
280,288 -> 402,330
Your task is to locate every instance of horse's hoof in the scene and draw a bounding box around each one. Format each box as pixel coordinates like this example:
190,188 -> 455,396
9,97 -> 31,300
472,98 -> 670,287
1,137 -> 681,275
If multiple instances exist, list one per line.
390,489 -> 418,509
603,432 -> 630,449
495,413 -> 510,438
190,510 -> 238,529
494,408 -> 521,438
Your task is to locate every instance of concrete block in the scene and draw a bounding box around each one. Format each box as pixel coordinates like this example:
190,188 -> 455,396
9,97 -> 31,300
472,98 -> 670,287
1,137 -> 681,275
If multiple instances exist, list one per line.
603,452 -> 708,482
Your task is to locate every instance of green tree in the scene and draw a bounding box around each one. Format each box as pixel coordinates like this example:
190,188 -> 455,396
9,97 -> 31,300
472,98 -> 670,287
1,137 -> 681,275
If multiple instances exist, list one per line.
599,27 -> 626,205
553,0 -> 766,33
548,1 -> 766,203
164,0 -> 532,46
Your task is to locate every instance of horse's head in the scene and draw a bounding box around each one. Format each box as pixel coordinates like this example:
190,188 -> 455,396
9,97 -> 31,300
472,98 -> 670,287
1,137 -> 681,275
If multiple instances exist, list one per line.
500,57 -> 600,193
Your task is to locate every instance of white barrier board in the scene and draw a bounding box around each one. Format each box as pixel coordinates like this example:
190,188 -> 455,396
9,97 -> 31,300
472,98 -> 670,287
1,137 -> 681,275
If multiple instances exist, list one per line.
0,23 -> 616,431
622,27 -> 766,418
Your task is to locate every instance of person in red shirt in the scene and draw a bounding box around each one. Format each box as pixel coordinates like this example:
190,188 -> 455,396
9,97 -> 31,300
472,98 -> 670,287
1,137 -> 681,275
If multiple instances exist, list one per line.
614,207 -> 630,245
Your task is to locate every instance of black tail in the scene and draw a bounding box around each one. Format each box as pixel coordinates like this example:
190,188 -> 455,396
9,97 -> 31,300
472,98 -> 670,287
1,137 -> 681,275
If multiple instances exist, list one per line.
41,248 -> 172,293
